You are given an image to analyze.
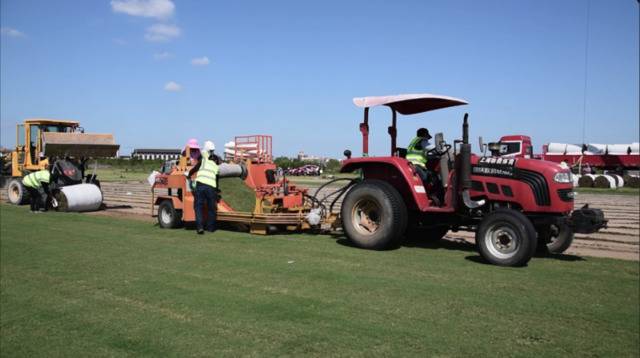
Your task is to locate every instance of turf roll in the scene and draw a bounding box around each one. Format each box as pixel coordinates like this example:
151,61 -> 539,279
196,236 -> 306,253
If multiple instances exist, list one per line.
218,177 -> 256,212
626,176 -> 640,189
593,175 -> 613,188
578,175 -> 594,188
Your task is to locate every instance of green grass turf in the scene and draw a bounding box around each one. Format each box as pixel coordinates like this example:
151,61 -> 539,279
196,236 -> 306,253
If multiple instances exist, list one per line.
95,168 -> 152,182
1,204 -> 638,357
218,177 -> 256,212
575,187 -> 640,196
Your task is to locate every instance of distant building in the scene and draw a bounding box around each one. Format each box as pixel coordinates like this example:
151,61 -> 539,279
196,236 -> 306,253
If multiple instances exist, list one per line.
131,148 -> 181,160
297,150 -> 324,162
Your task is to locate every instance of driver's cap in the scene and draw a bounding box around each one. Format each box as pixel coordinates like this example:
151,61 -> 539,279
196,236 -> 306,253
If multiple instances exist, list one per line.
417,128 -> 432,140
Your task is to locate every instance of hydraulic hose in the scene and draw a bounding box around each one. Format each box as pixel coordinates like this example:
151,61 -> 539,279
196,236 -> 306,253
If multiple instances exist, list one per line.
312,177 -> 358,202
329,181 -> 357,213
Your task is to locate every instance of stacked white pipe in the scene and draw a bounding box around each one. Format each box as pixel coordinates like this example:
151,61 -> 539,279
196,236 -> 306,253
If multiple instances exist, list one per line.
546,142 -> 640,155
224,141 -> 264,160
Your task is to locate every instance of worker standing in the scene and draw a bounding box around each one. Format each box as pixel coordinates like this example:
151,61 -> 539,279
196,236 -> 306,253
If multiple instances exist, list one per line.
186,140 -> 220,235
22,166 -> 52,213
406,128 -> 433,184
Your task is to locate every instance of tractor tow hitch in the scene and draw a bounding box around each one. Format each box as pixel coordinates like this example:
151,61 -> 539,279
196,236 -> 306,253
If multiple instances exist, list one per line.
568,204 -> 608,234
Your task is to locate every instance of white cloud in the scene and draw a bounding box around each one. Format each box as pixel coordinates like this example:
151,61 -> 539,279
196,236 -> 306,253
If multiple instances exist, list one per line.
1,27 -> 26,38
145,23 -> 181,42
153,51 -> 172,60
111,0 -> 175,20
164,81 -> 182,91
191,56 -> 210,66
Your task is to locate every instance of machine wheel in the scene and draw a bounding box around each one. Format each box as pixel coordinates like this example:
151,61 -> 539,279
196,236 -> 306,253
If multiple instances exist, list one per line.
7,178 -> 29,205
537,223 -> 574,254
476,209 -> 537,267
158,200 -> 182,229
341,180 -> 407,249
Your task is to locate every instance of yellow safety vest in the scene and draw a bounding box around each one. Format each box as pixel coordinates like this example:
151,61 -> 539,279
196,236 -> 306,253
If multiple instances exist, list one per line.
406,136 -> 427,168
22,170 -> 51,189
195,155 -> 219,188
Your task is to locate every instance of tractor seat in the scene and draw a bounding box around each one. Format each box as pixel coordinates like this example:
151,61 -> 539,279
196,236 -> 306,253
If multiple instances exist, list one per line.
434,132 -> 454,189
395,147 -> 407,158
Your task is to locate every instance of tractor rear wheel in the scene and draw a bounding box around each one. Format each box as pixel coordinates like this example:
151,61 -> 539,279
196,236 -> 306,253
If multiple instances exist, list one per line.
537,223 -> 574,254
7,178 -> 29,205
158,200 -> 182,229
476,209 -> 537,266
341,180 -> 407,249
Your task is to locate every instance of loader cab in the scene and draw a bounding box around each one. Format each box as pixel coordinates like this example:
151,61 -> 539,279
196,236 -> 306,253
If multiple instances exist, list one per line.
14,119 -> 80,173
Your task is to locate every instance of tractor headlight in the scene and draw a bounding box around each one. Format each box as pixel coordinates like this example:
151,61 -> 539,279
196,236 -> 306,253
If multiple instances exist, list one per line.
553,172 -> 572,183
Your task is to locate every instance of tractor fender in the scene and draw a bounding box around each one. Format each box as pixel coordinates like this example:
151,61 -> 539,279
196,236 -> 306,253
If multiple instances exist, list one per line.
341,157 -> 430,211
155,195 -> 184,211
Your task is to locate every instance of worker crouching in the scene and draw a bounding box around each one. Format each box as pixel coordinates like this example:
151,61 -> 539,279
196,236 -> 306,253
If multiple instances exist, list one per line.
22,166 -> 53,213
186,140 -> 220,235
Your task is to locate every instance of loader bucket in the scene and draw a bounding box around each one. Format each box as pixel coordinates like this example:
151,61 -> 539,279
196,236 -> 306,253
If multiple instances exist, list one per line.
42,132 -> 120,158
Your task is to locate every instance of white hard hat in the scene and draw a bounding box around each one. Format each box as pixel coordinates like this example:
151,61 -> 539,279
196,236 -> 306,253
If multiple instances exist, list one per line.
203,140 -> 215,152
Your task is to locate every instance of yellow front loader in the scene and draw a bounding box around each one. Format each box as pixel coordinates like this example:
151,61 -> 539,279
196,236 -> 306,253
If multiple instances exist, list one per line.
2,119 -> 119,211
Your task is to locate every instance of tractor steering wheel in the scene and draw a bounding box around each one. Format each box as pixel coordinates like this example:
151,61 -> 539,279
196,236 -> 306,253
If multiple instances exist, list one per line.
426,144 -> 451,157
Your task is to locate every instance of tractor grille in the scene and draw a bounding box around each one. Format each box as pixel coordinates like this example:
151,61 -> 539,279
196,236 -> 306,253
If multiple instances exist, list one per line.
516,169 -> 550,206
557,188 -> 574,202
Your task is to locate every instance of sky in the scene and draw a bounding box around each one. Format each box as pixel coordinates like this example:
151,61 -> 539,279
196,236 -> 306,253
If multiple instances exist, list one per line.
1,0 -> 638,158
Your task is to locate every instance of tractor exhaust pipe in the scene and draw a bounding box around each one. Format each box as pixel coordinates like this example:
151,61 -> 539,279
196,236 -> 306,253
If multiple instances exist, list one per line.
459,113 -> 485,209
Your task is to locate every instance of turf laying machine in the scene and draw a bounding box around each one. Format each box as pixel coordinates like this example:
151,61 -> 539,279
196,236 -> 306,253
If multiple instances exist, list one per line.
151,135 -> 341,234
337,94 -> 608,266
2,119 -> 119,211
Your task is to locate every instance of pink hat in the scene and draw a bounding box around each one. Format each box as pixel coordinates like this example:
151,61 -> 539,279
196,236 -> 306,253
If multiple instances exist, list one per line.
186,138 -> 200,149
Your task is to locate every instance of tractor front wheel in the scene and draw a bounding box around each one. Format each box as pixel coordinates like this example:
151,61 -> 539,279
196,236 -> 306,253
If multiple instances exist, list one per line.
476,209 -> 537,267
537,223 -> 574,254
158,200 -> 182,229
341,180 -> 407,250
7,178 -> 29,205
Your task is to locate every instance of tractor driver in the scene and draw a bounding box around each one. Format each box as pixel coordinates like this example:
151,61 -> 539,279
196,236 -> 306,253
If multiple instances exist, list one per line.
22,164 -> 54,213
186,140 -> 220,235
406,128 -> 434,186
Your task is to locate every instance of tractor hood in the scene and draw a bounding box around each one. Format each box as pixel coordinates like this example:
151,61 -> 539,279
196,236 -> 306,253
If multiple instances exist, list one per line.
42,132 -> 120,158
353,94 -> 468,115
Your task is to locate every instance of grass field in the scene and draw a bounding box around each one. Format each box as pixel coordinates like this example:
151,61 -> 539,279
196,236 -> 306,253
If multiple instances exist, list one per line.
1,204 -> 638,357
95,167 -> 154,182
575,187 -> 640,196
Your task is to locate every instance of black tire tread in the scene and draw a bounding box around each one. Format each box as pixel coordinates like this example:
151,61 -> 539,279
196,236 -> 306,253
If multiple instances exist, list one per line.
7,178 -> 29,205
538,224 -> 574,254
341,179 -> 407,250
158,200 -> 182,229
475,208 -> 537,267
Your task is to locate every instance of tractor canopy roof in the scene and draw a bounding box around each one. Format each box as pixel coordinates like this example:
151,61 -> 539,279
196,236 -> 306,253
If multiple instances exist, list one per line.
353,94 -> 467,115
24,119 -> 80,126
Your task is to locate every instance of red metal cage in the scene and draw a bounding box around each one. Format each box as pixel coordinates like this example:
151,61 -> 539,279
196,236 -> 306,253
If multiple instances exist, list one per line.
231,135 -> 272,163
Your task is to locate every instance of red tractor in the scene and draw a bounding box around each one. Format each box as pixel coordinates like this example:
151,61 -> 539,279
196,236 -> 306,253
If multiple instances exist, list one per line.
338,94 -> 607,266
